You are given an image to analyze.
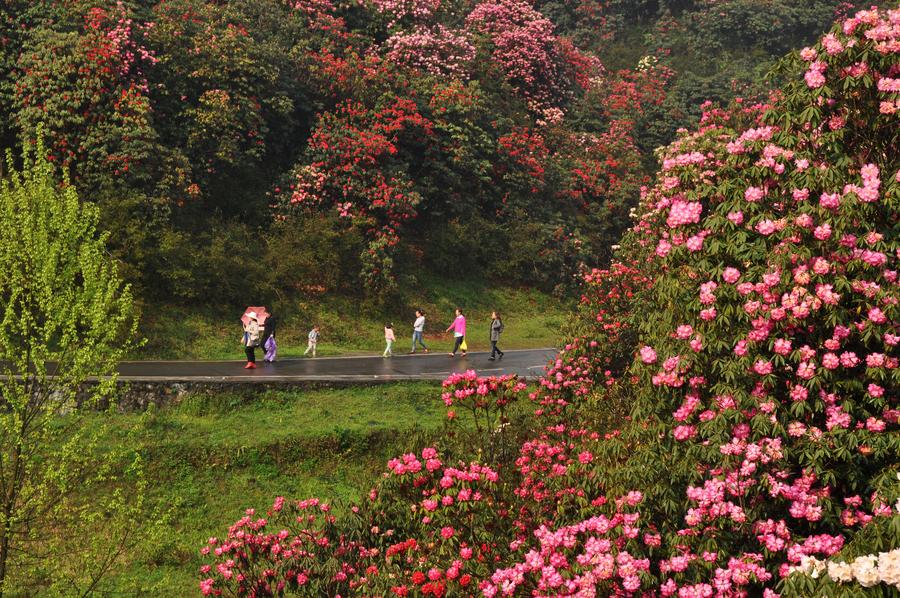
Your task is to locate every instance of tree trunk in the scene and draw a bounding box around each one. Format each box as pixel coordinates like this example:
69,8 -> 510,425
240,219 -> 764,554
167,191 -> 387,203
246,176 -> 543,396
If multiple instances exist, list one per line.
0,442 -> 21,598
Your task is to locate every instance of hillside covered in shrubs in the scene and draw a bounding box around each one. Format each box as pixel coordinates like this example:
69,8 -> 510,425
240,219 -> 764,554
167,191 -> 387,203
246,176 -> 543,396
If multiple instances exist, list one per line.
198,6 -> 899,596
0,0 -> 868,304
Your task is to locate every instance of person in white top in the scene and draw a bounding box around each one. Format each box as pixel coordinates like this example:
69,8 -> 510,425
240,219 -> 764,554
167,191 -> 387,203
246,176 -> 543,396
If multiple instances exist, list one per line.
241,312 -> 260,369
410,309 -> 429,353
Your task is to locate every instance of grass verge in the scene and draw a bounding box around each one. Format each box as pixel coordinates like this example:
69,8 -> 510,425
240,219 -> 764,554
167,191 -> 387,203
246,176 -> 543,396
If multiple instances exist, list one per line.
92,383 -> 451,594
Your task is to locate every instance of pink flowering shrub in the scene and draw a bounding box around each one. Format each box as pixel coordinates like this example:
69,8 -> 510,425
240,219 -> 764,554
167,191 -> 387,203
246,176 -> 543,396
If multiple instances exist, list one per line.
383,26 -> 476,78
483,493 -> 652,596
441,371 -> 526,462
198,498 -> 352,596
371,0 -> 442,30
202,8 -> 899,596
466,0 -> 578,114
598,5 -> 899,594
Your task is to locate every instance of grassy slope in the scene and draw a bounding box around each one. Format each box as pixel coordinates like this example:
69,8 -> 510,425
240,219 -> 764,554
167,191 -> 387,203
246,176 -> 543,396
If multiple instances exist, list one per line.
97,383 -> 451,594
138,279 -> 568,360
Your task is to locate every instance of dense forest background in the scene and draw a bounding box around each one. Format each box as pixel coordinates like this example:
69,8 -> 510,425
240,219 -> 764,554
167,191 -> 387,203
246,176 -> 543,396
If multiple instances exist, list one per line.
0,0 -> 870,305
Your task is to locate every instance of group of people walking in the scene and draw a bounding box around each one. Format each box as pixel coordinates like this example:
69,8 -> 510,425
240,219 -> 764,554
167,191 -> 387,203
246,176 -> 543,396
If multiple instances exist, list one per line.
382,308 -> 504,358
240,308 -> 504,368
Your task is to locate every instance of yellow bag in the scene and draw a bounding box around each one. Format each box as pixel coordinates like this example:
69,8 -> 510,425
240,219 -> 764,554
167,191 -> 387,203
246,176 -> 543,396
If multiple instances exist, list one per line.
460,338 -> 468,351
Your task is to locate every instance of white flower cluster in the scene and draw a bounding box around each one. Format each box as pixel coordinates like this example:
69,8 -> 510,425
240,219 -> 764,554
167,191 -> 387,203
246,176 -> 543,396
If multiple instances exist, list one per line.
636,54 -> 658,72
790,548 -> 900,590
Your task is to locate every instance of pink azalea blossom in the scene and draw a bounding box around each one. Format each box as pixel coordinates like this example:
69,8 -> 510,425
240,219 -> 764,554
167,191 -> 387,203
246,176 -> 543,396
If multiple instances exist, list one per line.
753,360 -> 773,375
723,267 -> 741,283
640,346 -> 658,364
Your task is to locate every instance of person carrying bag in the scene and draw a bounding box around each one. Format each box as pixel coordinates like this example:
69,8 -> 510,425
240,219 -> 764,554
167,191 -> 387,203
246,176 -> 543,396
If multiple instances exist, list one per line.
446,308 -> 467,357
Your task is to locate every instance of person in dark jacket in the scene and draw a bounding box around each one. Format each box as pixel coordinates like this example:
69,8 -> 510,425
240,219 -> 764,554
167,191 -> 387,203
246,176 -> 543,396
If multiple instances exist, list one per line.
488,311 -> 504,360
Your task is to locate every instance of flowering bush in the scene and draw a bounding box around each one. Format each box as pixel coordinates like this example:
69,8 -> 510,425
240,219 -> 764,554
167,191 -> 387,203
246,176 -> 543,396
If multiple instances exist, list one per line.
483,492 -> 652,596
199,449 -> 510,597
13,1 -> 160,184
198,498 -> 351,596
202,7 -> 899,596
383,26 -> 476,79
466,0 -> 578,114
593,6 -> 900,594
441,371 -> 527,463
282,96 -> 434,295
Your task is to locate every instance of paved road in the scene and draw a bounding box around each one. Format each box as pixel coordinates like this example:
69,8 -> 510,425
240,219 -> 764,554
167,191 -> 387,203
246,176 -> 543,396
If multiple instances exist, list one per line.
115,348 -> 557,382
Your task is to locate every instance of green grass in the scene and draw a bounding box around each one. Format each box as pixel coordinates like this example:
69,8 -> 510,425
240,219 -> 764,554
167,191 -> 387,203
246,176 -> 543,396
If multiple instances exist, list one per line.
95,383 -> 452,594
137,279 -> 569,360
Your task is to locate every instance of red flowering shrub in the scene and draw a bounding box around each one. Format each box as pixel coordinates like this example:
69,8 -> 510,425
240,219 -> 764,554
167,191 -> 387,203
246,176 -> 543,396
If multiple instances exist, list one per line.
496,127 -> 551,194
283,96 -> 435,295
531,261 -> 652,419
13,1 -> 161,186
560,124 -> 642,210
202,7 -> 899,596
286,0 -> 348,35
198,448 -> 510,597
197,498 -> 354,596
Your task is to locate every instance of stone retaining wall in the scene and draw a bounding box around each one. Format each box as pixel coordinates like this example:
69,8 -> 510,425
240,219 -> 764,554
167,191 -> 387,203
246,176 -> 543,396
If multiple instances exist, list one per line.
84,379 -> 400,412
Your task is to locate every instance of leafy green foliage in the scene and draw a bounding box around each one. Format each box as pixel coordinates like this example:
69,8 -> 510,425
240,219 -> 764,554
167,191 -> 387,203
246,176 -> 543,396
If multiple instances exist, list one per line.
0,142 -> 167,595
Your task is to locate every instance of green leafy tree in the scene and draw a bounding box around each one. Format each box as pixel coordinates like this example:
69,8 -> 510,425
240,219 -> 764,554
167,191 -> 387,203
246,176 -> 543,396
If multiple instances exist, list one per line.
147,0 -> 316,214
0,143 -> 153,595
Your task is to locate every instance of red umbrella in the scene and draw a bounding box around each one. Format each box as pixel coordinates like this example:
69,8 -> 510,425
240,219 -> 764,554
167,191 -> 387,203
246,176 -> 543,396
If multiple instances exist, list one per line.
241,306 -> 269,326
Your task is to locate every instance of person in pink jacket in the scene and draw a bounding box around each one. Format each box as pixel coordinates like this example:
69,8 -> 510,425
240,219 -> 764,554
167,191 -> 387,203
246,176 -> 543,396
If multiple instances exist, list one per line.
446,308 -> 467,356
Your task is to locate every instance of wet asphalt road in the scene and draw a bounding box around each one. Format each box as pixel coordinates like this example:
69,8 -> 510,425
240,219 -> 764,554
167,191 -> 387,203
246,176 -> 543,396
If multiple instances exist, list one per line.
114,348 -> 557,383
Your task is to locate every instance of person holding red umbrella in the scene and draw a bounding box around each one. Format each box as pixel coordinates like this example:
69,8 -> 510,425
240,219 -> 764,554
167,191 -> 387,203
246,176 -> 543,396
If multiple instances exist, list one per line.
241,311 -> 261,369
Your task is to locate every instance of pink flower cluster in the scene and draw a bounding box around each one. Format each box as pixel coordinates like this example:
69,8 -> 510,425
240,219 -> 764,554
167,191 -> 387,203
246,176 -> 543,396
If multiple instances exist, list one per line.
372,0 -> 442,29
482,500 -> 651,596
466,0 -> 572,112
441,371 -> 525,410
804,60 -> 827,88
384,26 -> 476,78
666,198 -> 703,227
661,151 -> 706,171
